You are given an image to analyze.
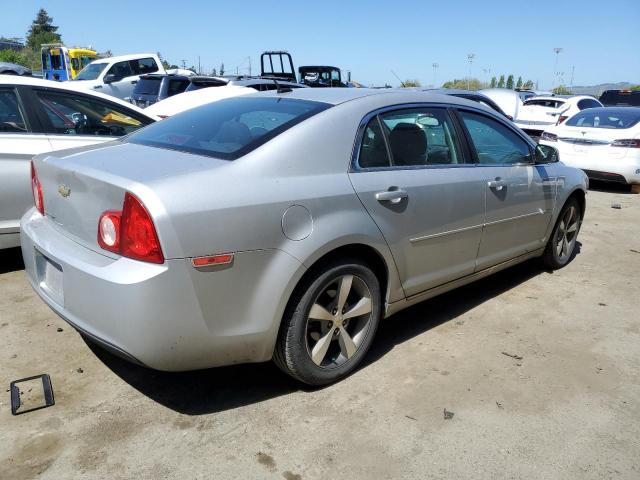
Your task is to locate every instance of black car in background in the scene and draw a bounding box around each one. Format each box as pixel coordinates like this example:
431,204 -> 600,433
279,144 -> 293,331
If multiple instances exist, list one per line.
130,73 -> 191,108
599,89 -> 640,107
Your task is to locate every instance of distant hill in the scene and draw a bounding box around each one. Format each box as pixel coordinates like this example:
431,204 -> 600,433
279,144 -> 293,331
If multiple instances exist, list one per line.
570,82 -> 636,96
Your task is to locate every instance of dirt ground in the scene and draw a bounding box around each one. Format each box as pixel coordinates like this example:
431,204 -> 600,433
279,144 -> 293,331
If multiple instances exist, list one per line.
1,183 -> 639,480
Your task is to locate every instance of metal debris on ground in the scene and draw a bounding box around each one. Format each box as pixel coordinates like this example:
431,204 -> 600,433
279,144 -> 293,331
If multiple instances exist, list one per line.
611,203 -> 622,209
443,408 -> 454,420
56,327 -> 63,332
501,351 -> 523,360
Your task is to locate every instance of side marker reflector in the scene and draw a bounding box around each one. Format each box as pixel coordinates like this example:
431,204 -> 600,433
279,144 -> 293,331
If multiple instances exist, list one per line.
192,254 -> 234,268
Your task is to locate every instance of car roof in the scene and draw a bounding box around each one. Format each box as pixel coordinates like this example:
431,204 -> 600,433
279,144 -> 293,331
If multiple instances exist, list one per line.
0,74 -> 158,120
88,53 -> 157,63
253,87 -> 490,109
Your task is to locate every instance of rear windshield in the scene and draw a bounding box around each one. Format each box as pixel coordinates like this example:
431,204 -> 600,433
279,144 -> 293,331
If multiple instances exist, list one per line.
566,109 -> 640,129
524,99 -> 565,108
128,96 -> 330,160
134,77 -> 162,95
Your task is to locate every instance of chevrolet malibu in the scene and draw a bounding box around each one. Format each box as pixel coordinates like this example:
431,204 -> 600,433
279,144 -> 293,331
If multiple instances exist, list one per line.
21,89 -> 587,385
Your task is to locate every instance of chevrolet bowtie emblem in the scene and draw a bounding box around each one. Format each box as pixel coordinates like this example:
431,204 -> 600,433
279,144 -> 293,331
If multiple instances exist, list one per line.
58,184 -> 71,197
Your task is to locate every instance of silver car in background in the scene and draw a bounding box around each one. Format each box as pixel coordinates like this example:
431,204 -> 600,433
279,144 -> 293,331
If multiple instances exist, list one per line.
21,88 -> 587,385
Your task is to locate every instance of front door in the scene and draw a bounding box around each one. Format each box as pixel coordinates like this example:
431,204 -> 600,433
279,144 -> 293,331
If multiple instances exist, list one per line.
457,109 -> 556,270
349,106 -> 486,297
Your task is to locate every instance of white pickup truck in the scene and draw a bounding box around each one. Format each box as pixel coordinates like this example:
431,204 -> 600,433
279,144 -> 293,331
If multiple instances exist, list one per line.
68,53 -> 166,100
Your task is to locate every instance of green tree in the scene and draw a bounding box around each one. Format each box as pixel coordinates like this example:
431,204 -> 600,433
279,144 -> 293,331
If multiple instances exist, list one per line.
157,52 -> 170,70
516,76 -> 523,89
553,85 -> 571,94
630,85 -> 640,91
402,79 -> 422,87
523,79 -> 534,89
506,74 -> 514,89
497,75 -> 505,88
0,47 -> 40,70
442,78 -> 482,90
211,68 -> 217,76
490,76 -> 497,88
26,8 -> 61,49
219,62 -> 225,76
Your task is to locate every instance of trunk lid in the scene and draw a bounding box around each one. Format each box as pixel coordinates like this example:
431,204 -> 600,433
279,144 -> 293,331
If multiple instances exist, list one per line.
35,141 -> 229,257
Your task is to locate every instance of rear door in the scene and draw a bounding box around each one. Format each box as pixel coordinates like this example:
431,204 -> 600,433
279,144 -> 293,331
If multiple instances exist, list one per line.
29,87 -> 153,151
0,86 -> 52,240
457,109 -> 556,269
349,106 -> 487,297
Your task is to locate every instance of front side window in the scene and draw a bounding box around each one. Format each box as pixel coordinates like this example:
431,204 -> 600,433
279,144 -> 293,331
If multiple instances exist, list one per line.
36,91 -> 151,136
128,97 -> 330,160
0,89 -> 28,133
460,111 -> 531,165
377,108 -> 463,166
107,60 -> 133,79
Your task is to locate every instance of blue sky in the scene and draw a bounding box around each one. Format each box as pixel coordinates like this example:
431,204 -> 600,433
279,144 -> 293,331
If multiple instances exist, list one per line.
2,0 -> 639,88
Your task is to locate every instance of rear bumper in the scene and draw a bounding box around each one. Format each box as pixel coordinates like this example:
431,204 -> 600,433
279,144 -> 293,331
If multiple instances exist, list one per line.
21,208 -> 305,371
540,141 -> 640,184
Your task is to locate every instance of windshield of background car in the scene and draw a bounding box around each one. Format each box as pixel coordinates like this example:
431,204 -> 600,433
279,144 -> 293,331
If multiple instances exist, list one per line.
565,109 -> 640,129
134,77 -> 162,95
128,97 -> 331,160
74,62 -> 107,80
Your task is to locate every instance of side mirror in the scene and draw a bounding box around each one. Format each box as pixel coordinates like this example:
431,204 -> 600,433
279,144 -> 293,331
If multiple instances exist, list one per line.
534,144 -> 559,164
103,73 -> 118,84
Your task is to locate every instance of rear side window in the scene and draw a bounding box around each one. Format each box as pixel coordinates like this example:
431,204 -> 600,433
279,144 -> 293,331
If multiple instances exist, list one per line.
359,117 -> 390,168
35,91 -> 152,136
128,97 -> 330,160
132,58 -> 159,75
460,111 -> 531,165
0,89 -> 28,133
566,110 -> 640,129
167,79 -> 190,97
577,98 -> 602,110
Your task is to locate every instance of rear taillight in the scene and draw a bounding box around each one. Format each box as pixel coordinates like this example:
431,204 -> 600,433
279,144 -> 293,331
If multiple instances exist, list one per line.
611,139 -> 640,148
541,132 -> 558,142
556,115 -> 568,125
31,161 -> 44,215
98,192 -> 164,264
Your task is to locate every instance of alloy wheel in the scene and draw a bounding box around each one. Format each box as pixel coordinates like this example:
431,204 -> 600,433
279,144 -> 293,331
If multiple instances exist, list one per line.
305,274 -> 373,369
555,205 -> 579,262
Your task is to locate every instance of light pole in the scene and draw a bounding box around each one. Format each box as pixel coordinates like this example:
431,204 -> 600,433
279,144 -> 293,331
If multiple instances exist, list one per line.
432,63 -> 439,87
483,68 -> 491,87
467,53 -> 475,90
553,47 -> 563,89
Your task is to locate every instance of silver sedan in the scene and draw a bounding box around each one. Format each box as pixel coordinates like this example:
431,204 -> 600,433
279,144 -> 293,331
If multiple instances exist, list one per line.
21,88 -> 587,385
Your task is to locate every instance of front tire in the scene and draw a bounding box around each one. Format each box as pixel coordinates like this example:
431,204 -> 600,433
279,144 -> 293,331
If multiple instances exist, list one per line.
542,197 -> 582,269
274,259 -> 382,386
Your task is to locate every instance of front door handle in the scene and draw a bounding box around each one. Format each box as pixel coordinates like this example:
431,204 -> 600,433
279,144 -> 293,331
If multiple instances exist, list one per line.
375,189 -> 408,204
488,178 -> 506,191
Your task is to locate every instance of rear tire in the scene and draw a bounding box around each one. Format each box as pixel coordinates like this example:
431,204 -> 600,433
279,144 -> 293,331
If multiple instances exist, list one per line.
542,197 -> 582,269
274,259 -> 382,386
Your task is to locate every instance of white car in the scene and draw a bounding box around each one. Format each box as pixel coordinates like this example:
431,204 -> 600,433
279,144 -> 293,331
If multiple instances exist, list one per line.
515,95 -> 602,137
540,107 -> 640,187
0,75 -> 157,249
479,88 -> 523,120
68,53 -> 166,100
144,85 -> 256,118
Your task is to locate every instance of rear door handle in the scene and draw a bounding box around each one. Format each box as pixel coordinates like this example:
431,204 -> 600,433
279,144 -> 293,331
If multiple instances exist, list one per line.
488,179 -> 506,191
131,80 -> 138,84
375,189 -> 408,204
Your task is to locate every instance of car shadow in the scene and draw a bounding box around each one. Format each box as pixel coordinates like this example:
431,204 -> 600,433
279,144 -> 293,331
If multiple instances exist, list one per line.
90,257 -> 556,415
588,180 -> 634,194
0,247 -> 24,274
